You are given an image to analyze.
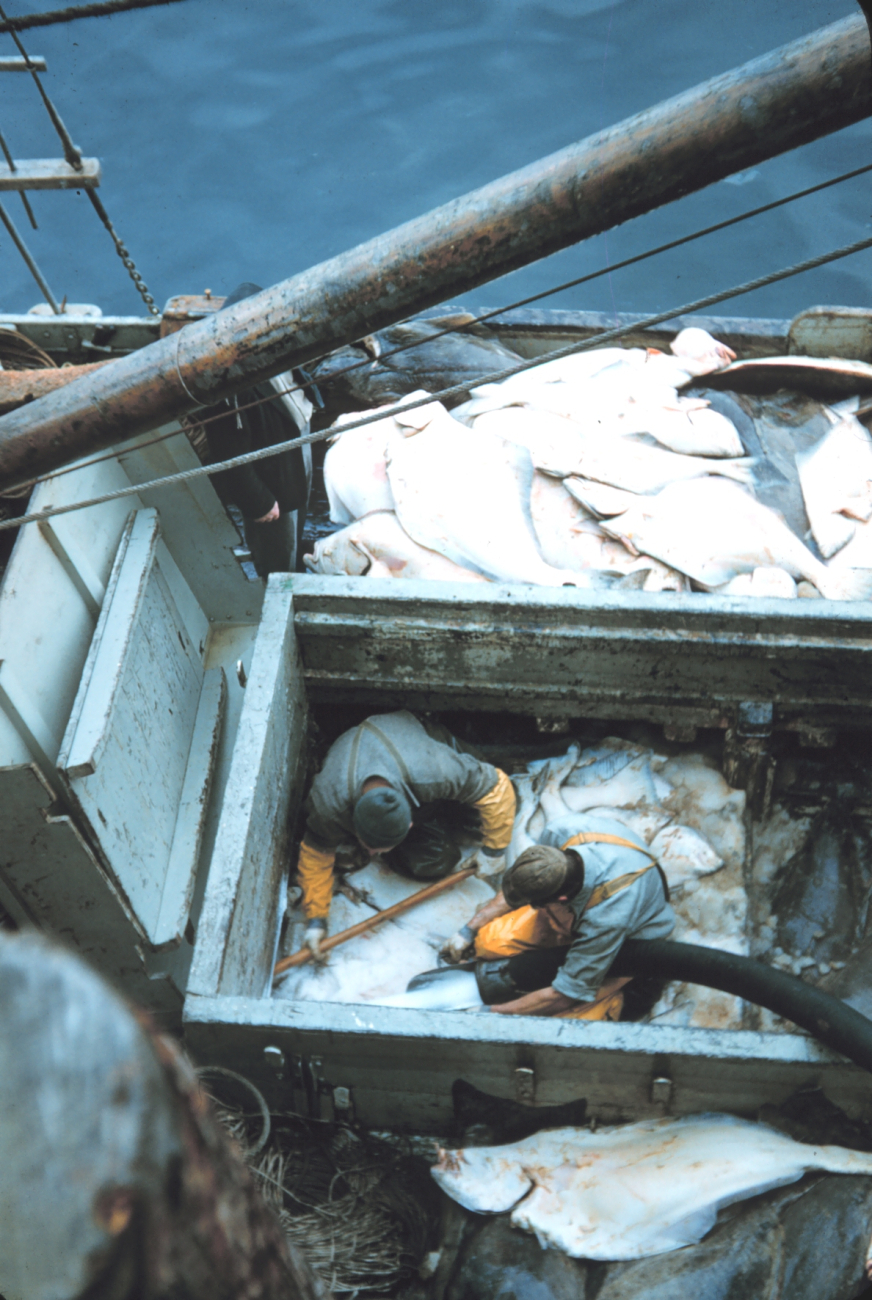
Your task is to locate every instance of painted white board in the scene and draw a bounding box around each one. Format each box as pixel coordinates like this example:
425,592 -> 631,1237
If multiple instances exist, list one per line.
58,508 -> 221,949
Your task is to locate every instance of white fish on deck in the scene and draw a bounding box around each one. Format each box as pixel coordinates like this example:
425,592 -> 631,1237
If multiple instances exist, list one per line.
599,477 -> 872,600
386,412 -> 578,585
304,510 -> 491,583
796,416 -> 872,559
563,477 -> 639,519
471,406 -> 753,495
323,406 -> 403,523
430,1113 -> 872,1261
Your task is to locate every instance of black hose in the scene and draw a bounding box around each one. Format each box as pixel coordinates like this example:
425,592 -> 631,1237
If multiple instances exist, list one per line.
476,940 -> 872,1074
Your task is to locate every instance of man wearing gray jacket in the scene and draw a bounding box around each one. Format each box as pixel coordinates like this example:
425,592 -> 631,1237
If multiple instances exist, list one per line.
443,811 -> 675,1019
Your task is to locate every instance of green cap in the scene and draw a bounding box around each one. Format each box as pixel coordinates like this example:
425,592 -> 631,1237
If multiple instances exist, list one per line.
353,787 -> 412,849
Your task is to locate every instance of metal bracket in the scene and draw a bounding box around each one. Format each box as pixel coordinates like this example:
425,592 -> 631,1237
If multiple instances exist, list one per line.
514,1066 -> 536,1105
723,702 -> 775,819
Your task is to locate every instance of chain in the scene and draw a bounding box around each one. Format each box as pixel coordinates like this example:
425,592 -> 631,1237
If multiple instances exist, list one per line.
87,191 -> 159,316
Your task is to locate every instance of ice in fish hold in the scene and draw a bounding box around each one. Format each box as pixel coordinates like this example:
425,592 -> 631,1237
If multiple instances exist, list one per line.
431,1113 -> 872,1261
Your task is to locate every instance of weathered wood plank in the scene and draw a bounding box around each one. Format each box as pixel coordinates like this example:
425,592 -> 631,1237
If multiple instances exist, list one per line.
286,577 -> 872,727
0,763 -> 184,1018
184,993 -> 872,1131
0,56 -> 46,71
0,657 -> 60,774
59,508 -> 156,779
38,517 -> 106,615
189,580 -> 308,1001
153,668 -> 227,950
0,156 -> 100,190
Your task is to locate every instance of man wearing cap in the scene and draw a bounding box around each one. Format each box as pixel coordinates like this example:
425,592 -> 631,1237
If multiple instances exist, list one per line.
442,811 -> 674,1019
296,711 -> 516,959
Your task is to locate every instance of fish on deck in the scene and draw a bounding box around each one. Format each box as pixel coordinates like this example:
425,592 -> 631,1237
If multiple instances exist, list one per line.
386,410 -> 579,585
431,1113 -> 872,1261
304,510 -> 491,583
598,476 -> 872,600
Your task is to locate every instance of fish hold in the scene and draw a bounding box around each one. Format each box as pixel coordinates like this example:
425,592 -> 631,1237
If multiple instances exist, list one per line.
303,510 -> 490,583
600,477 -> 872,600
431,1113 -> 872,1261
387,418 -> 578,585
797,417 -> 872,559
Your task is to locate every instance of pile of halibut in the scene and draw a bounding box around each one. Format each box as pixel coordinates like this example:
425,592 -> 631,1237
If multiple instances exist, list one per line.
306,328 -> 872,600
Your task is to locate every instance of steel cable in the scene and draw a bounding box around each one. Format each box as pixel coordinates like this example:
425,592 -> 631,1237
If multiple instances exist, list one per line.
3,228 -> 872,534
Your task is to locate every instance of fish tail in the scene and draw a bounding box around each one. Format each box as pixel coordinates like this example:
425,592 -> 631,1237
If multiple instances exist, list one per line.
815,1145 -> 872,1176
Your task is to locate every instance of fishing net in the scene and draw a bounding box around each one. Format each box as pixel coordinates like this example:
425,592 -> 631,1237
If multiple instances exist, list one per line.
201,1071 -> 435,1296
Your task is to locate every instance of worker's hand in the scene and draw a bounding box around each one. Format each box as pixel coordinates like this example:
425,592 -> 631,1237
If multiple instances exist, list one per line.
303,918 -> 328,963
440,924 -> 476,964
254,501 -> 280,523
475,849 -> 507,881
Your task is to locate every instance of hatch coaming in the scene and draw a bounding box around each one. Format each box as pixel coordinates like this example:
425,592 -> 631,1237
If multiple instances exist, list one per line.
185,578 -> 872,1130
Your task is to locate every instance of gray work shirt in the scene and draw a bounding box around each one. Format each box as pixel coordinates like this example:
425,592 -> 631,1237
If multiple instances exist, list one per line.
539,813 -> 675,1003
304,711 -> 498,849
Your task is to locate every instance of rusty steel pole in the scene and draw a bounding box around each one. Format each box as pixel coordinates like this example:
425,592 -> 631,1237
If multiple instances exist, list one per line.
0,13 -> 870,490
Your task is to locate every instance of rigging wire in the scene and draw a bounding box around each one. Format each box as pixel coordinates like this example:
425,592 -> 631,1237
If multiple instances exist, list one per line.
0,0 -> 160,314
23,158 -> 872,487
0,125 -> 39,229
3,227 -> 872,534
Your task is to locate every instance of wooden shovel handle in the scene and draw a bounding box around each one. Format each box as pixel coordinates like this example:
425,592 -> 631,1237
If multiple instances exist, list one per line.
273,865 -> 477,977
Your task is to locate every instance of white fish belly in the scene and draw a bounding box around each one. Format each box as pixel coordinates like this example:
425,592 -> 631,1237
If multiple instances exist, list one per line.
387,420 -> 575,585
432,1114 -> 872,1261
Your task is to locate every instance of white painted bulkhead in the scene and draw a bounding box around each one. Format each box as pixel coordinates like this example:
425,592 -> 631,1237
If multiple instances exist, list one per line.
0,422 -> 263,1019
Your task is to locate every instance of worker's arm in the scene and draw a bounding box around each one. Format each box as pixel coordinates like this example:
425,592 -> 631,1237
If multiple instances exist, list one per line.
296,839 -> 335,920
441,889 -> 513,963
472,770 -> 516,853
466,890 -> 512,933
489,986 -> 582,1017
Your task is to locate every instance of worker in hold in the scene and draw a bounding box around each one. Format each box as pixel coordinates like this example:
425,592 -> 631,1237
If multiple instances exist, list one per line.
297,711 -> 516,960
441,811 -> 675,1020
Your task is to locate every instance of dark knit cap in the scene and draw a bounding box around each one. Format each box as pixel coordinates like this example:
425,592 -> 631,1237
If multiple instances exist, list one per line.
503,845 -> 584,908
353,787 -> 412,849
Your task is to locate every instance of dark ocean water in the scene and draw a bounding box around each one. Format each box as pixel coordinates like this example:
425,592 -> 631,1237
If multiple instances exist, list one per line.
1,0 -> 869,324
